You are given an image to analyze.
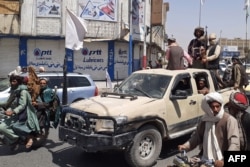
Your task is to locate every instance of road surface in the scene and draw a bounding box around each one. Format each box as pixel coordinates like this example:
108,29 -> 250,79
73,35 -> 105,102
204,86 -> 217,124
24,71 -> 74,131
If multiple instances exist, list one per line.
0,127 -> 198,167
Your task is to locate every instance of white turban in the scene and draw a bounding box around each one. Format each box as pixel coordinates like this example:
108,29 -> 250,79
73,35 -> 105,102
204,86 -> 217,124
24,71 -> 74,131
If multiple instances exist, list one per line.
201,92 -> 224,122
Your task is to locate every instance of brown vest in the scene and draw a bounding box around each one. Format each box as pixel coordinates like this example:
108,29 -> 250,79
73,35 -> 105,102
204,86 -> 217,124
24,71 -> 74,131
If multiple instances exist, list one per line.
167,46 -> 185,70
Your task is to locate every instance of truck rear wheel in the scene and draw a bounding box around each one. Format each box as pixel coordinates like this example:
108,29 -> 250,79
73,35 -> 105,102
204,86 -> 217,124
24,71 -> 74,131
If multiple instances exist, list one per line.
124,125 -> 162,167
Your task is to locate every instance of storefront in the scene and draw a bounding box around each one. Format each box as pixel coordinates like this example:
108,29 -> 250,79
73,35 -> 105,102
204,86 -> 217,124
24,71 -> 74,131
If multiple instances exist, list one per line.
0,38 -> 19,78
0,36 -> 159,80
23,37 -> 140,80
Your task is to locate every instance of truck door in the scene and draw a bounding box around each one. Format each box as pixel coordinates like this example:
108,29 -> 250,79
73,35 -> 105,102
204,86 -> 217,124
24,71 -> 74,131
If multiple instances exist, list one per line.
193,72 -> 210,117
166,73 -> 200,132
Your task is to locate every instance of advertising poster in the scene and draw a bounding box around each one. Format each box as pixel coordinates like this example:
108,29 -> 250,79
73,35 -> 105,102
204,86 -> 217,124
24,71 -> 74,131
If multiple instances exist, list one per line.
114,43 -> 129,79
36,0 -> 61,17
78,0 -> 117,22
74,42 -> 108,80
132,0 -> 145,41
27,40 -> 65,71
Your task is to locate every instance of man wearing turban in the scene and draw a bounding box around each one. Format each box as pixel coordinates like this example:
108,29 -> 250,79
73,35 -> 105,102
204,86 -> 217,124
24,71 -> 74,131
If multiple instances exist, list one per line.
229,92 -> 250,151
178,92 -> 240,167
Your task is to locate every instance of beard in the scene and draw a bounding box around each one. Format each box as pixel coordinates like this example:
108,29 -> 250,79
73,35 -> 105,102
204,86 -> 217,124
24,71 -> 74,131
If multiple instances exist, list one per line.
10,84 -> 18,90
209,39 -> 216,45
40,85 -> 47,90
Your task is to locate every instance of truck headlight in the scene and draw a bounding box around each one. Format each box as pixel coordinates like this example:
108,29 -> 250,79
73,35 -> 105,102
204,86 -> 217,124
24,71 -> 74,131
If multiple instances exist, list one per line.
102,116 -> 127,129
64,113 -> 70,125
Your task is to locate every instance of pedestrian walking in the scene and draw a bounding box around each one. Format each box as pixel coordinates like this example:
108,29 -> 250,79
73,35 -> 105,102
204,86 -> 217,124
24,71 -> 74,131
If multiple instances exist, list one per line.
8,66 -> 22,77
39,66 -> 46,72
230,55 -> 248,92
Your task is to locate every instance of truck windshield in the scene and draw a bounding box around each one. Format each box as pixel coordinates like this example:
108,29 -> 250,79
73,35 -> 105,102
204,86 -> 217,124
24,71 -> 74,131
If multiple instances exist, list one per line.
114,73 -> 171,98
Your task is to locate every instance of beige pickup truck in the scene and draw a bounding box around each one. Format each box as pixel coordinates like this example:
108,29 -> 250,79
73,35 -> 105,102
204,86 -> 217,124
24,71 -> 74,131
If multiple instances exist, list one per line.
59,68 -> 233,167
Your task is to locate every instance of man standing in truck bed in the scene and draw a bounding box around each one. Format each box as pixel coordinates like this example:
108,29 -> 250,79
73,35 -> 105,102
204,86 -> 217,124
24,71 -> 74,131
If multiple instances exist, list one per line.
202,33 -> 225,88
166,38 -> 186,70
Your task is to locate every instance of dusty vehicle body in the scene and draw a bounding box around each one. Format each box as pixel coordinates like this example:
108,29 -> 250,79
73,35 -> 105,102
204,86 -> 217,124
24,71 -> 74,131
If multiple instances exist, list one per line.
59,68 -> 234,167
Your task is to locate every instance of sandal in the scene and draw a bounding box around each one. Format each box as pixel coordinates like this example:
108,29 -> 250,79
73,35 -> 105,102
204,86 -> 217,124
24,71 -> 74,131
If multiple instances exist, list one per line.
26,138 -> 33,149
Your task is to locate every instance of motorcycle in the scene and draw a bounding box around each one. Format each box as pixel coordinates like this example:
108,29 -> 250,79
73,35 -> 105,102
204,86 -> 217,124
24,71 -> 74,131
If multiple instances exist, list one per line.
167,150 -> 214,167
0,108 -> 48,150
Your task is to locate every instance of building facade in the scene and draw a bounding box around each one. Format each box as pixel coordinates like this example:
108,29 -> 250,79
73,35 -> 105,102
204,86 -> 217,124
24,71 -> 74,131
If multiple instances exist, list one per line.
0,0 -> 168,80
220,37 -> 250,63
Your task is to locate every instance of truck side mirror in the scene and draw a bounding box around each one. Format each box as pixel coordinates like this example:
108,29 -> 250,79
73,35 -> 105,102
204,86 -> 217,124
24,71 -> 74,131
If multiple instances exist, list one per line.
113,84 -> 120,91
170,90 -> 188,100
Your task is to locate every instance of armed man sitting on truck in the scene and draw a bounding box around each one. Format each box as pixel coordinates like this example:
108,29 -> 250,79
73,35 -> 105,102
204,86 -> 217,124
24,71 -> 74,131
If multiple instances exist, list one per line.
202,33 -> 225,88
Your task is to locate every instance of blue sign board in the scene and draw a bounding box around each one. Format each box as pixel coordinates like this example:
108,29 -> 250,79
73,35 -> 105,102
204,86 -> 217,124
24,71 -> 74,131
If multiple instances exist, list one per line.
221,51 -> 240,57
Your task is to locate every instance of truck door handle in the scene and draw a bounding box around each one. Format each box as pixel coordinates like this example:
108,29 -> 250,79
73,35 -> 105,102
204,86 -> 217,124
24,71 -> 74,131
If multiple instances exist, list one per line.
189,100 -> 196,105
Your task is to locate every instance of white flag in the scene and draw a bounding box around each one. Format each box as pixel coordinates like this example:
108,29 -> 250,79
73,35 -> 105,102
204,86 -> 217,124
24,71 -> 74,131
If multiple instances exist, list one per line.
200,0 -> 205,5
65,8 -> 87,50
244,0 -> 250,10
106,69 -> 112,89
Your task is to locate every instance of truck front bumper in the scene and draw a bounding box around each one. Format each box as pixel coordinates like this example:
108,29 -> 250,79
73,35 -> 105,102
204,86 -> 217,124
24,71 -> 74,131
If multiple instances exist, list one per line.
59,126 -> 137,152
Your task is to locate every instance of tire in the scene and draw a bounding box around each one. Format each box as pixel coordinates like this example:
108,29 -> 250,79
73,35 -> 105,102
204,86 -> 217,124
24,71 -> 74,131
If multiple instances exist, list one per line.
124,125 -> 162,167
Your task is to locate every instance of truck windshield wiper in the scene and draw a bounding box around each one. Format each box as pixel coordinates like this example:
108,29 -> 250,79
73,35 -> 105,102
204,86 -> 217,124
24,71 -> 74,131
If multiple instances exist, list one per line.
101,92 -> 138,100
134,87 -> 152,98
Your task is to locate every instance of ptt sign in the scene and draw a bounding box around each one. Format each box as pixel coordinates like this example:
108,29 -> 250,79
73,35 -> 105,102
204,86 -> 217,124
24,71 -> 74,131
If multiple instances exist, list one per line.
81,48 -> 102,56
33,48 -> 52,57
118,49 -> 127,55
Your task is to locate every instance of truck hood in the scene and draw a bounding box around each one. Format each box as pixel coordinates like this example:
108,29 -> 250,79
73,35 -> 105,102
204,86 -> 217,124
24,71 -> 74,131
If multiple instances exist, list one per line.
69,95 -> 156,116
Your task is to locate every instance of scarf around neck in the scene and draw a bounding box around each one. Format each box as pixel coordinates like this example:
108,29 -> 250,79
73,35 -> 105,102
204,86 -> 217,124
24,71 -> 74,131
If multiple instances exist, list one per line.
201,92 -> 224,161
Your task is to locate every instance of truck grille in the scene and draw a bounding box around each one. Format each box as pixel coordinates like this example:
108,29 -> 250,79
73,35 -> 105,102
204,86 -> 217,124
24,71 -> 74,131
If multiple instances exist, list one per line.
61,107 -> 99,134
65,113 -> 97,134
62,107 -> 118,134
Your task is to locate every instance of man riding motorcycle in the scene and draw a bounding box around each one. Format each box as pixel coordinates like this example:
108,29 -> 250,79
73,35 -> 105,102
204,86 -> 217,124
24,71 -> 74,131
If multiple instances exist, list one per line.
32,78 -> 57,138
0,75 -> 40,150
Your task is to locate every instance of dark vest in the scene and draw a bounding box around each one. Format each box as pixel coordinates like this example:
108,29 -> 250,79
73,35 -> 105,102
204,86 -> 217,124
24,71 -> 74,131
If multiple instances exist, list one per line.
207,44 -> 220,70
188,38 -> 207,59
167,46 -> 185,70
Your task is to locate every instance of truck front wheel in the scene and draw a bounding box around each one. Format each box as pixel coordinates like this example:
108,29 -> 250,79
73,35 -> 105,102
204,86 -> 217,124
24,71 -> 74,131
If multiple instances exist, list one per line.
124,125 -> 162,167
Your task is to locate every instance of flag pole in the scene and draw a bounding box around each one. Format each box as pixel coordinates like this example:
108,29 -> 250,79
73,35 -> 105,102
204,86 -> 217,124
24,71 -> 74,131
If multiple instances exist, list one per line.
199,0 -> 202,26
128,0 -> 133,75
62,9 -> 69,106
106,77 -> 107,88
245,0 -> 249,65
64,8 -> 87,104
246,8 -> 248,65
142,0 -> 147,69
62,52 -> 68,105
